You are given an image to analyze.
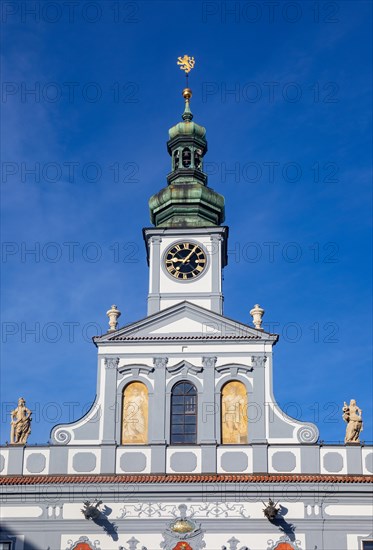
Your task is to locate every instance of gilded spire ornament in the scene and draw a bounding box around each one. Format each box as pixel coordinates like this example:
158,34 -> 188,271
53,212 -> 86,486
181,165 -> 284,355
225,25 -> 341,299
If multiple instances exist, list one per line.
177,55 -> 195,75
148,55 -> 225,228
177,55 -> 195,121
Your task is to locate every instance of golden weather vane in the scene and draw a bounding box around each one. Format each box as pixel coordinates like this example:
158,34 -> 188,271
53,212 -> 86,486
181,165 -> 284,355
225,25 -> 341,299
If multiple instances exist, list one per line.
177,55 -> 195,74
177,55 -> 195,88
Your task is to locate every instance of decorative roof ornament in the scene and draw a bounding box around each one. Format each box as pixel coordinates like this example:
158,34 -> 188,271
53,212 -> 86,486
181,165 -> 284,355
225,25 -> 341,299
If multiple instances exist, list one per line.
177,55 -> 196,122
343,399 -> 363,444
177,55 -> 195,75
106,304 -> 121,332
10,397 -> 32,445
148,56 -> 225,228
250,304 -> 265,330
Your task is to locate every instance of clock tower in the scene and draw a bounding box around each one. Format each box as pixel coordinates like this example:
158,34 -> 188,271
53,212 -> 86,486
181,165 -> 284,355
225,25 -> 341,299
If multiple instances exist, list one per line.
144,85 -> 228,315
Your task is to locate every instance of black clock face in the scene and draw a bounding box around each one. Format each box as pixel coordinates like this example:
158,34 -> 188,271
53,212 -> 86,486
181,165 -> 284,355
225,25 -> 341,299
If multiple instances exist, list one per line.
165,242 -> 207,280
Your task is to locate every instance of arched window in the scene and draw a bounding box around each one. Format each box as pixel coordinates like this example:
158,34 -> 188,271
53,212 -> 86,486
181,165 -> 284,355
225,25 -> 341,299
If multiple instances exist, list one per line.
182,147 -> 191,168
221,381 -> 248,444
194,149 -> 202,170
173,150 -> 180,170
122,382 -> 148,444
171,381 -> 197,444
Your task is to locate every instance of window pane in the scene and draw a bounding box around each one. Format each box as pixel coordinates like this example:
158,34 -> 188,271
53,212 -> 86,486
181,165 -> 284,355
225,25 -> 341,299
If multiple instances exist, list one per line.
171,381 -> 197,444
363,543 -> 373,550
172,405 -> 185,414
171,434 -> 184,444
172,415 -> 184,424
183,434 -> 195,443
172,396 -> 184,405
185,424 -> 196,433
173,383 -> 185,395
185,398 -> 196,413
171,425 -> 185,435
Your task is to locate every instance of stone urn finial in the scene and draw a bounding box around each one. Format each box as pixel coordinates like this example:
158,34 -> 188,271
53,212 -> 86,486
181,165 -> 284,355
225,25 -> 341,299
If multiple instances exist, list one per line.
250,304 -> 265,330
106,304 -> 121,332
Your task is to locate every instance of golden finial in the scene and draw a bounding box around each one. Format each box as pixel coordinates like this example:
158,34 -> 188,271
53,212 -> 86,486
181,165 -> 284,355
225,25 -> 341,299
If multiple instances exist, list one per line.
177,55 -> 195,92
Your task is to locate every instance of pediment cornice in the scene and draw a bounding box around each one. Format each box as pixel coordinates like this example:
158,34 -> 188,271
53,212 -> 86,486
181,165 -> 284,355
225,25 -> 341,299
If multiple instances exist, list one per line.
94,301 -> 279,345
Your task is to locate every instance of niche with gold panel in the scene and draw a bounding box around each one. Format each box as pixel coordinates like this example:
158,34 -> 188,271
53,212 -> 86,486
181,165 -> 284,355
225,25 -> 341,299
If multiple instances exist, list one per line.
122,382 -> 148,445
221,381 -> 248,444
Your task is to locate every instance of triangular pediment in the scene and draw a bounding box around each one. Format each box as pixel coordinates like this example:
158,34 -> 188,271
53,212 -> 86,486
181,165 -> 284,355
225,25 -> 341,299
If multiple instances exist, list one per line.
94,301 -> 278,344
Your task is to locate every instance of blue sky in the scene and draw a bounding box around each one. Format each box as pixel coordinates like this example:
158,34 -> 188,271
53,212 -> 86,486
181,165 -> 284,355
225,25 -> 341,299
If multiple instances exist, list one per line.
1,0 -> 372,445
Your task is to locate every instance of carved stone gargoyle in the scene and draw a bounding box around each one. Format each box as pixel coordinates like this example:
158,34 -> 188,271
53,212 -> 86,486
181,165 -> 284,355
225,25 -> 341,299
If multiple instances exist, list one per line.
81,500 -> 103,520
262,499 -> 280,521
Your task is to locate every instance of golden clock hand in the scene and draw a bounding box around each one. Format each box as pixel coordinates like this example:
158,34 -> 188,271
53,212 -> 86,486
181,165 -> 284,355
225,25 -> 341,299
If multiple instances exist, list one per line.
182,245 -> 197,264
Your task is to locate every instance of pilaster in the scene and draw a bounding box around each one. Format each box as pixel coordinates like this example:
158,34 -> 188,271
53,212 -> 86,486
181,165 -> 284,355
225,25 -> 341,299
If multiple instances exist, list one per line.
249,355 -> 267,443
147,235 -> 162,315
346,443 -> 363,474
200,356 -> 217,444
150,356 -> 168,473
102,356 -> 119,444
252,443 -> 268,473
6,445 -> 24,474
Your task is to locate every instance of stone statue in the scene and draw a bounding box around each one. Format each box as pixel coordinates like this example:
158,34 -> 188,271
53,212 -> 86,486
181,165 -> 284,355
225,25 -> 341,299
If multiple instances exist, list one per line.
10,397 -> 32,444
343,399 -> 363,444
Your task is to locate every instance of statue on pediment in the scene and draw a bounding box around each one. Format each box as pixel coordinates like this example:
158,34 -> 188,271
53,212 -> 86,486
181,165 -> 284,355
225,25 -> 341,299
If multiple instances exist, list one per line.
343,399 -> 363,444
10,397 -> 32,445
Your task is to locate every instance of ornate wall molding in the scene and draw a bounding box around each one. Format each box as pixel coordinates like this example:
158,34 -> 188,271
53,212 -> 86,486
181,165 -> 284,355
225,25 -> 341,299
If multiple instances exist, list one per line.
161,504 -> 206,550
51,428 -> 72,445
104,357 -> 120,369
297,424 -> 319,444
202,356 -> 217,368
167,360 -> 203,376
216,363 -> 253,376
154,357 -> 169,369
119,537 -> 148,550
251,356 -> 267,368
66,536 -> 101,550
222,536 -> 249,550
117,502 -> 250,520
267,535 -> 302,550
118,364 -> 155,377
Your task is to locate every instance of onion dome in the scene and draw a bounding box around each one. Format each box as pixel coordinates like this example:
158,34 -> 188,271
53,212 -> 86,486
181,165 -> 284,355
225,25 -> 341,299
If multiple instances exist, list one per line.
148,87 -> 225,228
168,88 -> 207,141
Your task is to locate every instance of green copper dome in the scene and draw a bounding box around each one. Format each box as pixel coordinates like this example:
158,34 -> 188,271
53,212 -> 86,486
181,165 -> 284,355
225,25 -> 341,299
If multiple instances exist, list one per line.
149,87 -> 225,228
169,119 -> 206,141
149,183 -> 225,228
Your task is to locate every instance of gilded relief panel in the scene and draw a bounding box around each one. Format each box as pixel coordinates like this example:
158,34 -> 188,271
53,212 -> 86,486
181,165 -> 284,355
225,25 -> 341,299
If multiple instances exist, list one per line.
221,381 -> 248,444
122,382 -> 148,444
